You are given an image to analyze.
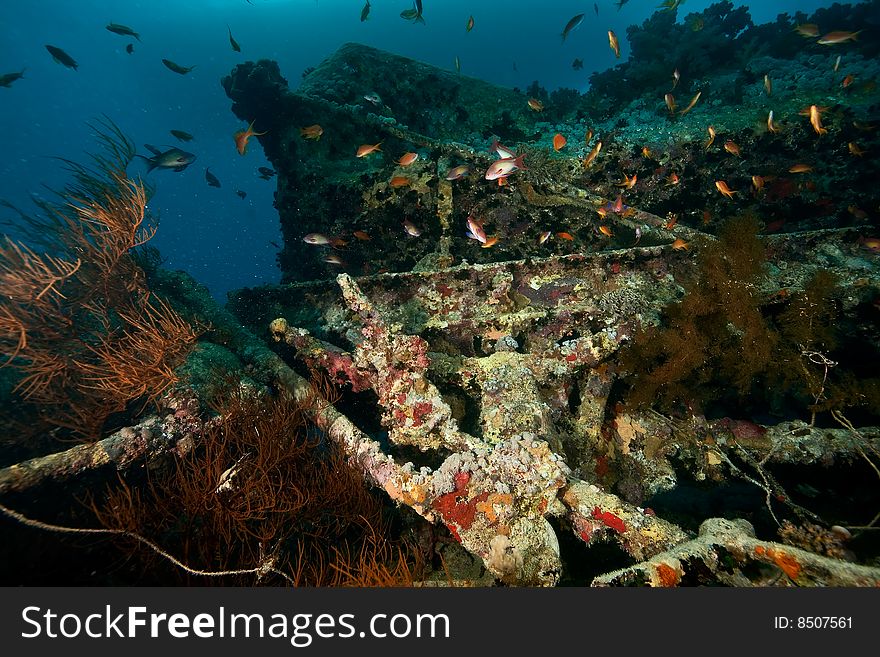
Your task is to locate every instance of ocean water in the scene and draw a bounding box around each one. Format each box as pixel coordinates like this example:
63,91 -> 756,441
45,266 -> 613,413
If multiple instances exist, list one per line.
0,0 -> 845,300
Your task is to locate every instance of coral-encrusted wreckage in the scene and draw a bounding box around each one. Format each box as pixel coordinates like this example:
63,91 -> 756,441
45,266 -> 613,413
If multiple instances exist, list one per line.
3,2 -> 880,586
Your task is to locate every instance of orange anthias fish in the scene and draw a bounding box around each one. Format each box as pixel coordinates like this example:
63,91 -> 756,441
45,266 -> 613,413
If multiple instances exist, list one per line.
553,133 -> 567,151
598,225 -> 613,237
584,141 -> 602,167
848,142 -> 866,156
842,74 -> 855,88
389,176 -> 410,187
234,120 -> 267,155
642,146 -> 652,158
528,98 -> 545,112
817,30 -> 861,45
767,110 -> 779,133
705,125 -> 716,149
608,30 -> 620,58
398,152 -> 419,166
353,230 -> 371,241
664,93 -> 676,114
789,163 -> 813,173
794,23 -> 819,38
678,91 -> 702,116
556,231 -> 575,241
724,140 -> 741,156
357,141 -> 383,157
715,180 -> 736,198
671,238 -> 689,251
666,172 -> 680,186
671,68 -> 680,89
752,175 -> 765,190
809,105 -> 827,135
764,74 -> 772,96
616,173 -> 637,189
300,124 -> 323,140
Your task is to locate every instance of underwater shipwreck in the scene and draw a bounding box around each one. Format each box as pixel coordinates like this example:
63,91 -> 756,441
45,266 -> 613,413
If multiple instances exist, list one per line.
2,2 -> 880,587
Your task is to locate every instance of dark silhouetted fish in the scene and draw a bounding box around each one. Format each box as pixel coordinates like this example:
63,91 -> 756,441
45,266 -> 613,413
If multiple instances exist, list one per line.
170,129 -> 194,142
126,43 -> 134,54
236,190 -> 247,199
258,166 -> 276,179
135,144 -> 196,173
572,58 -> 584,70
45,45 -> 78,70
361,0 -> 370,22
400,0 -> 425,24
0,70 -> 25,88
205,167 -> 221,187
227,25 -> 241,52
162,58 -> 195,75
106,23 -> 141,41
561,14 -> 585,42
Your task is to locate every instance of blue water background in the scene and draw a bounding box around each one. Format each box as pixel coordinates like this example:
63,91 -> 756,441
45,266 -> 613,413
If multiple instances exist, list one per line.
0,0 -> 839,300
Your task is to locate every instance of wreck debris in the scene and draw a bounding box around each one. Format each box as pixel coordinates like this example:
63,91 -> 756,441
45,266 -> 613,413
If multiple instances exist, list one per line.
593,518 -> 880,587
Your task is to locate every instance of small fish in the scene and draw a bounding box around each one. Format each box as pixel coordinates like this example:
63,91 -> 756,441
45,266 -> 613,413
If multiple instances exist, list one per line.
126,44 -> 134,54
389,176 -> 410,188
715,180 -> 736,198
363,92 -> 382,106
561,14 -> 585,43
809,104 -> 827,135
466,216 -> 487,243
556,231 -> 575,241
0,70 -> 25,88
400,0 -> 425,24
300,124 -> 323,140
664,213 -> 678,229
572,58 -> 584,71
616,173 -> 637,189
234,120 -> 267,155
608,30 -> 620,58
403,219 -> 422,237
705,125 -> 716,149
205,167 -> 221,187
764,74 -> 772,96
481,236 -> 499,249
788,163 -> 813,173
767,110 -> 779,133
135,144 -> 196,173
842,74 -> 854,88
671,238 -> 689,251
45,45 -> 78,70
490,140 -> 517,159
585,129 -> 594,144
666,172 -> 680,186
552,134 -> 567,151
485,154 -> 527,181
849,206 -> 868,220
793,23 -> 819,38
106,23 -> 140,41
594,3 -> 599,17
170,129 -> 194,142
642,146 -> 652,158
323,254 -> 345,266
236,190 -> 247,199
724,140 -> 741,156
303,233 -> 330,245
833,55 -> 841,72
467,15 -> 474,32
610,195 -> 625,213
538,231 -> 552,244
664,93 -> 676,114
672,68 -> 680,89
528,98 -> 545,111
752,175 -> 765,190
455,56 -> 460,73
445,165 -> 470,180
162,58 -> 195,75
678,91 -> 701,116
584,141 -> 602,167
817,30 -> 861,45
857,235 -> 880,252
398,152 -> 419,166
598,225 -> 613,237
615,0 -> 630,11
361,0 -> 371,22
848,142 -> 865,157
657,0 -> 684,11
356,141 -> 382,157
258,166 -> 276,179
227,25 -> 241,52
353,230 -> 371,241
852,121 -> 875,131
